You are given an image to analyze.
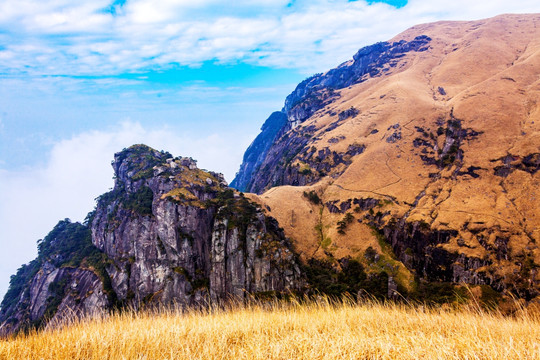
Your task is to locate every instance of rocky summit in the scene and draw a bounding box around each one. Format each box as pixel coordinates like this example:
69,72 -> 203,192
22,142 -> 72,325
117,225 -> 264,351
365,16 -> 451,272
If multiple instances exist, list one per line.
0,145 -> 302,334
2,13 -> 540,335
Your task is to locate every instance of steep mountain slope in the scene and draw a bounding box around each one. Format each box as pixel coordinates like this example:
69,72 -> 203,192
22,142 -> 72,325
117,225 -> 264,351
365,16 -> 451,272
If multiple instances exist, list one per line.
0,220 -> 110,335
0,145 -> 303,335
230,111 -> 288,191
234,14 -> 540,300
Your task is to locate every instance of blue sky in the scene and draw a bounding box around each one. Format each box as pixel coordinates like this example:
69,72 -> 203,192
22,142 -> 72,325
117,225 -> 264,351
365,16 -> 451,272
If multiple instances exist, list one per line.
1,0 -> 540,299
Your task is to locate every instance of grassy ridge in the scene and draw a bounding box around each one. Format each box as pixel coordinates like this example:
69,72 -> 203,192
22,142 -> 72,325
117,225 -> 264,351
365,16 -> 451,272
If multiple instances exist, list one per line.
1,299 -> 539,359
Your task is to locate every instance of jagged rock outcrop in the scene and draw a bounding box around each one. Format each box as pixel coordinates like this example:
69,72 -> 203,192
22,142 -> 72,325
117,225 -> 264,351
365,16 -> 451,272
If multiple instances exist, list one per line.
91,145 -> 302,307
0,145 -> 303,335
0,220 -> 111,335
3,263 -> 110,335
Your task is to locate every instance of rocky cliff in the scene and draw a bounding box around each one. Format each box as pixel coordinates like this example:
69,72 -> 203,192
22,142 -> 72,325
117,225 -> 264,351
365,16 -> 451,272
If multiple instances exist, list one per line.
0,145 -> 303,335
233,14 -> 540,305
0,220 -> 111,335
230,111 -> 288,192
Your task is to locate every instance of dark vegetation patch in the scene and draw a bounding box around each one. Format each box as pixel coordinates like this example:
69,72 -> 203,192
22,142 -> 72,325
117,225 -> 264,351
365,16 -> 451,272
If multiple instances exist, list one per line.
413,112 -> 483,172
457,166 -> 482,178
122,186 -> 154,216
479,285 -> 503,310
386,123 -> 401,143
302,258 -> 388,299
95,185 -> 154,231
328,136 -> 345,144
337,213 -> 355,234
214,189 -> 258,231
411,282 -> 467,305
492,153 -> 540,177
303,190 -> 321,205
338,107 -> 360,121
328,198 -> 385,214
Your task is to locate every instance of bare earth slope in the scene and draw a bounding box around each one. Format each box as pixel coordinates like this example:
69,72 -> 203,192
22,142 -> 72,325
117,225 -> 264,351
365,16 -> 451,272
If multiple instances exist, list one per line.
236,14 -> 540,301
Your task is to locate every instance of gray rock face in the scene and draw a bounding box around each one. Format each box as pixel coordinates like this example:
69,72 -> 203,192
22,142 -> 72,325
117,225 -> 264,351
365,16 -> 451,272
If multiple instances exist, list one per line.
0,219 -> 111,335
27,263 -> 107,322
381,220 -> 539,299
44,267 -> 109,327
240,129 -> 367,194
209,215 -> 300,302
0,260 -> 109,335
230,111 -> 288,192
90,145 -> 303,309
0,145 -> 303,335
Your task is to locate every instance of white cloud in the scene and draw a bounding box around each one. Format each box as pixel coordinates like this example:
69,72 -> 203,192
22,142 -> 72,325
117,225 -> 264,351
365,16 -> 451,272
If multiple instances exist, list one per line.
0,121 -> 255,298
2,0 -> 540,76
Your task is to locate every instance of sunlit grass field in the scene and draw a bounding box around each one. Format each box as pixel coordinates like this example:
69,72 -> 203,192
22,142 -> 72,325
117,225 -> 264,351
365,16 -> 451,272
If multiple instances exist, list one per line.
1,298 -> 539,359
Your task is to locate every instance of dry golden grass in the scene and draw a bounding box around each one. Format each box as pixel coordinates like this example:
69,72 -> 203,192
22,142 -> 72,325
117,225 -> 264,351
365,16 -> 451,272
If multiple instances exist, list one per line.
1,299 -> 539,359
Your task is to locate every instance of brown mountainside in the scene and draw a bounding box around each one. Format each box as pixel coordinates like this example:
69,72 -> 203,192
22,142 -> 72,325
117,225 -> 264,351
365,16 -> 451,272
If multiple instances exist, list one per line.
236,14 -> 540,300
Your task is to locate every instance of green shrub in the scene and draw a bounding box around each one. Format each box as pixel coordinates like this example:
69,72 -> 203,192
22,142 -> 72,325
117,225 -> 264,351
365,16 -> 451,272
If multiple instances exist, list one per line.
302,258 -> 388,299
303,191 -> 321,205
122,186 -> 154,216
411,282 -> 468,305
337,213 -> 355,234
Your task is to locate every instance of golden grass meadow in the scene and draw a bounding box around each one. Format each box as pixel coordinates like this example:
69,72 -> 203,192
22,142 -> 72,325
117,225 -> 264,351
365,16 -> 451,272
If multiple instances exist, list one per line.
1,298 -> 539,359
